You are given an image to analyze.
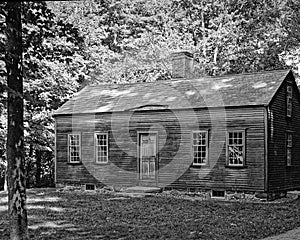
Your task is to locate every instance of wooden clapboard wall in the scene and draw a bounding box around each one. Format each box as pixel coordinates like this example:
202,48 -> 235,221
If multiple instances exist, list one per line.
267,72 -> 300,192
55,105 -> 266,192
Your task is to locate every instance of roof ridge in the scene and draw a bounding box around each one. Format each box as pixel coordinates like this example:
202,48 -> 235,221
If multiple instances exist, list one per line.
206,69 -> 290,79
53,69 -> 292,116
85,69 -> 290,89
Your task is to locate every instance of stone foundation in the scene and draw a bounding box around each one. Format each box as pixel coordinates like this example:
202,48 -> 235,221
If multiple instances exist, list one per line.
162,186 -> 288,201
56,182 -> 289,201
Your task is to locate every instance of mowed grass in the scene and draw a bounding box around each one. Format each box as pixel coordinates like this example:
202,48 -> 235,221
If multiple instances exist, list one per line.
1,189 -> 300,239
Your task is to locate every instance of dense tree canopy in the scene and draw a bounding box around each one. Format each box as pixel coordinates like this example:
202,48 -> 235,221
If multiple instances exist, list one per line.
0,1 -> 84,188
48,0 -> 300,81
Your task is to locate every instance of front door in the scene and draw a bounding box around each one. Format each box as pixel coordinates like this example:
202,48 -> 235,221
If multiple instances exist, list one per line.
139,133 -> 157,184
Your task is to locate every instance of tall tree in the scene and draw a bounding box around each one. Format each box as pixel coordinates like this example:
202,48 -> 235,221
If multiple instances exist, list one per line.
1,2 -> 84,189
21,1 -> 84,188
5,2 -> 28,239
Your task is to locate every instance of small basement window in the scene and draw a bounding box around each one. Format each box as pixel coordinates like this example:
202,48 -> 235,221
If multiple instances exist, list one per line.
211,190 -> 225,198
85,184 -> 95,191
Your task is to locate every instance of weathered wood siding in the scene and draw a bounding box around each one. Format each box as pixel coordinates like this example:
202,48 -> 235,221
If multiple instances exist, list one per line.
168,107 -> 266,192
55,105 -> 266,191
268,72 -> 300,192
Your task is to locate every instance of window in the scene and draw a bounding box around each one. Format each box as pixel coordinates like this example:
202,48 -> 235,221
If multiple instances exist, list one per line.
68,134 -> 81,163
287,132 -> 292,166
192,131 -> 208,165
211,190 -> 225,198
226,131 -> 245,166
287,85 -> 292,117
95,133 -> 108,163
85,184 -> 96,191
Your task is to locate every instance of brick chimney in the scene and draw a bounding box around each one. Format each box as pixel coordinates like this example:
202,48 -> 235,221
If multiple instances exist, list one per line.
171,51 -> 195,79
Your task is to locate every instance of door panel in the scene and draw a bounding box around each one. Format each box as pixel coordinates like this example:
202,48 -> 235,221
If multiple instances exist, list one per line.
140,133 -> 157,180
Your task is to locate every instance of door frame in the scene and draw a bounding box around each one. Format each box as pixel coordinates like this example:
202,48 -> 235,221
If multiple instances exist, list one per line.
137,131 -> 158,186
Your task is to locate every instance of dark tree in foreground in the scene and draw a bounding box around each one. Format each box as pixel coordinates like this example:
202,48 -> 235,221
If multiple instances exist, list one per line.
5,2 -> 28,239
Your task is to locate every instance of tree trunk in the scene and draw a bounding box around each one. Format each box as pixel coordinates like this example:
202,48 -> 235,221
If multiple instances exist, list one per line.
25,145 -> 33,188
201,2 -> 206,58
35,150 -> 41,188
5,2 -> 28,240
4,169 -> 7,191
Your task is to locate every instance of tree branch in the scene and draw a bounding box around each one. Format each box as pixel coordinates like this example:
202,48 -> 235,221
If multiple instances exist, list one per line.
0,82 -> 23,99
0,8 -> 8,18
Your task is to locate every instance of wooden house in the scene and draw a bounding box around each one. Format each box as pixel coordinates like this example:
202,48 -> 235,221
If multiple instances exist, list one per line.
53,52 -> 300,198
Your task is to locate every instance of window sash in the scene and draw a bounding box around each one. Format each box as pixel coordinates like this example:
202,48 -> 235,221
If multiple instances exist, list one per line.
287,133 -> 292,166
287,148 -> 292,166
95,133 -> 108,163
68,134 -> 81,163
287,133 -> 292,147
192,131 -> 208,165
226,131 -> 245,166
287,86 -> 292,117
287,86 -> 292,97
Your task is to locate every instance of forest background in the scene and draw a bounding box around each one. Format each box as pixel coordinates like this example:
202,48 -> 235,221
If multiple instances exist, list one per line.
1,0 -> 300,189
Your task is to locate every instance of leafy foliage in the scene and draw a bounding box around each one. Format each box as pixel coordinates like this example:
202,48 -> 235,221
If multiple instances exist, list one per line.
0,2 -> 85,188
1,0 -> 300,189
49,0 -> 300,82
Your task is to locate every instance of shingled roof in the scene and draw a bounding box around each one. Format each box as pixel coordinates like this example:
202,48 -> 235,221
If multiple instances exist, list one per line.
53,70 -> 292,116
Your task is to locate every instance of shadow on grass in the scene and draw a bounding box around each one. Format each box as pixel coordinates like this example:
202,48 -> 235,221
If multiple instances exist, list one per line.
0,189 -> 85,239
1,189 -> 300,240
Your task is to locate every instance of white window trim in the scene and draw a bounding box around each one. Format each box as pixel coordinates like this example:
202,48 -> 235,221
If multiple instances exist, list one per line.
68,133 -> 81,163
95,132 -> 109,164
226,130 -> 246,167
192,130 -> 209,166
287,85 -> 292,117
287,132 -> 292,166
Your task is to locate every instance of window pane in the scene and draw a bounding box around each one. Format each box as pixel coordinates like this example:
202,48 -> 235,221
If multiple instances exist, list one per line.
228,131 -> 244,166
193,133 -> 197,139
199,132 -> 205,139
287,86 -> 292,117
287,86 -> 292,97
193,131 -> 207,165
96,134 -> 108,163
287,134 -> 292,147
193,146 -> 197,154
69,134 -> 80,162
287,148 -> 292,166
70,135 -> 79,145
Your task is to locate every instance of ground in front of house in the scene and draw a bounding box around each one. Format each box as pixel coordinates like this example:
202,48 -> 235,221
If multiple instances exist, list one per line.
1,188 -> 300,240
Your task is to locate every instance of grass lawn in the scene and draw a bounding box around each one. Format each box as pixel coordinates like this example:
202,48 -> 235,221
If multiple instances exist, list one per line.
0,189 -> 300,239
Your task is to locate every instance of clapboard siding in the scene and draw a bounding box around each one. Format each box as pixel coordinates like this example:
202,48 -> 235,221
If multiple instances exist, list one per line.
55,105 -> 266,191
170,106 -> 265,191
268,72 -> 300,191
